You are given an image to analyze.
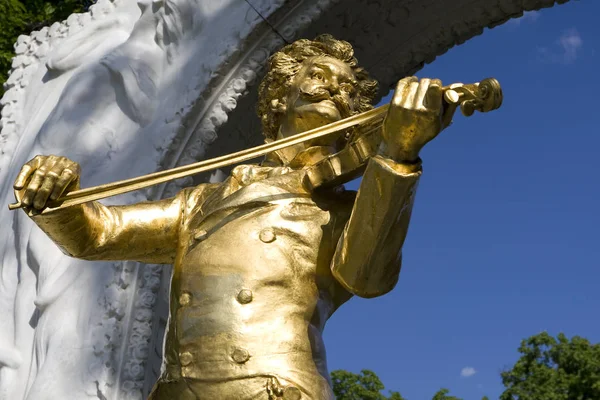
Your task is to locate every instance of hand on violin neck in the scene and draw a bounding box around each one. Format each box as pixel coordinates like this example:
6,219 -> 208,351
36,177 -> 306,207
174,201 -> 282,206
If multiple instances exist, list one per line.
380,76 -> 444,163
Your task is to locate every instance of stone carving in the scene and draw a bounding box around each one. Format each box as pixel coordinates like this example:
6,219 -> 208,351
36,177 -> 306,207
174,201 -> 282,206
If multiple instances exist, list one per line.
0,0 -> 289,398
0,0 -> 571,399
0,3 -> 142,399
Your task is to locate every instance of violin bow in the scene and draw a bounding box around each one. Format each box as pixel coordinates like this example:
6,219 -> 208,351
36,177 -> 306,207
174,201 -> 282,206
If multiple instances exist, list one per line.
8,78 -> 502,213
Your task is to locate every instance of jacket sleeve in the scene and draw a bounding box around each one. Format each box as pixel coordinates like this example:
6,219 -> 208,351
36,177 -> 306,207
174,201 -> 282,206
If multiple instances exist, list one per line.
30,189 -> 193,264
331,155 -> 421,298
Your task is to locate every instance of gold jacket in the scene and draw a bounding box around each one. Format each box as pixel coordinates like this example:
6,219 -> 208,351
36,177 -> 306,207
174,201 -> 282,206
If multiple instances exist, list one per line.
32,154 -> 420,398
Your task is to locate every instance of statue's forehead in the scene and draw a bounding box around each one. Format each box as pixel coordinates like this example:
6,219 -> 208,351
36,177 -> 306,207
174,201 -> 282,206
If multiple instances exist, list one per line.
301,56 -> 355,79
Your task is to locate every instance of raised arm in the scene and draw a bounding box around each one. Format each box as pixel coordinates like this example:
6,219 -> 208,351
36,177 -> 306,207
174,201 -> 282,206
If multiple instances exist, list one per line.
331,77 -> 443,298
13,155 -> 185,264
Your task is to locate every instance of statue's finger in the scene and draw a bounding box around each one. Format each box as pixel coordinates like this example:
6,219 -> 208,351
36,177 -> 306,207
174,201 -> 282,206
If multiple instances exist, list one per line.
33,170 -> 59,210
13,156 -> 45,189
430,78 -> 442,89
425,79 -> 443,111
398,76 -> 418,85
401,81 -> 419,108
33,165 -> 62,209
391,77 -> 414,107
414,78 -> 431,108
22,157 -> 57,206
14,165 -> 34,190
50,169 -> 76,201
22,170 -> 45,206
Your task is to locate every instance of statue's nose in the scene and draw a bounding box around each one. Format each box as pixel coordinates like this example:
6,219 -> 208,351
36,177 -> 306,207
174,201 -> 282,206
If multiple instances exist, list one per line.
327,79 -> 340,96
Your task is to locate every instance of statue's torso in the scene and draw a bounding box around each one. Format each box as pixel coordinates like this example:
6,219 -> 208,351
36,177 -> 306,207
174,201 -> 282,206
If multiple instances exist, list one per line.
159,166 -> 355,397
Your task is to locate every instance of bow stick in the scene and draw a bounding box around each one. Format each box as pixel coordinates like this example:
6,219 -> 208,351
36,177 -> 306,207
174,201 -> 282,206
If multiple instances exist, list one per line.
8,78 -> 502,213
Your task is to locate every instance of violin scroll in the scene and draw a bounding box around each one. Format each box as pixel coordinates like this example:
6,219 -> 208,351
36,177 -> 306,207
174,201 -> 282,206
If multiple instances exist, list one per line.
442,78 -> 503,126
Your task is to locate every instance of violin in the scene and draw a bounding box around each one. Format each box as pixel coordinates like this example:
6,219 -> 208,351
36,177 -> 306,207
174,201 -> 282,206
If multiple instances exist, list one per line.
304,78 -> 504,190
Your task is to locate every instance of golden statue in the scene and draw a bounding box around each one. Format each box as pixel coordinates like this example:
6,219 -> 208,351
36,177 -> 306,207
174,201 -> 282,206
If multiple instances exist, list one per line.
10,35 -> 502,399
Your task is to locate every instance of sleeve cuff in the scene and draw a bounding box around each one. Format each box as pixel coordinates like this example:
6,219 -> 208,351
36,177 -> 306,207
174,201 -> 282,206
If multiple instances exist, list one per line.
372,154 -> 422,175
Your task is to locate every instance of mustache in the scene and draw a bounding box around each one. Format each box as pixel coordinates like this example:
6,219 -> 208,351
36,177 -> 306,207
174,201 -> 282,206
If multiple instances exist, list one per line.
299,87 -> 354,118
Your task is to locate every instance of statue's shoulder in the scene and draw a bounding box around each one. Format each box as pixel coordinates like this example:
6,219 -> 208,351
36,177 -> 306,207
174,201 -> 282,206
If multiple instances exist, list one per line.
178,181 -> 222,212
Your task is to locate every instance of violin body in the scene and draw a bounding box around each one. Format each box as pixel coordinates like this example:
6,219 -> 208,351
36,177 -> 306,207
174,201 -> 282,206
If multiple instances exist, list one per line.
304,124 -> 382,191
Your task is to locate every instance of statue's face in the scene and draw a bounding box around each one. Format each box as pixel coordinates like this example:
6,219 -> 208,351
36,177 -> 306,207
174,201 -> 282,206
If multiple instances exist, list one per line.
280,56 -> 358,144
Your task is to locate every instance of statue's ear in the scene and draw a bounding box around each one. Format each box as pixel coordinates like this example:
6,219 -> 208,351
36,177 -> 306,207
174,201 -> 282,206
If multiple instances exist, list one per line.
269,99 -> 287,136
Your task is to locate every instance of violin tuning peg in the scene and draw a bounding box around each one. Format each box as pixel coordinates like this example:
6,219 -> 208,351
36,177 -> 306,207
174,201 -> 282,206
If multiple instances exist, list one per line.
444,89 -> 461,104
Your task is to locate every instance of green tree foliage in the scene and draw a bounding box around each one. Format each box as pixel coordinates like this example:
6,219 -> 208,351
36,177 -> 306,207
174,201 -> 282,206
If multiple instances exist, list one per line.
331,369 -> 495,400
431,388 -> 463,400
331,369 -> 406,400
0,0 -> 89,97
500,332 -> 600,400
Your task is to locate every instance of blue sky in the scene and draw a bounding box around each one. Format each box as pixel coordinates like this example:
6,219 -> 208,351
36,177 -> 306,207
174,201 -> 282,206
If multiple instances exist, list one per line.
324,1 -> 599,399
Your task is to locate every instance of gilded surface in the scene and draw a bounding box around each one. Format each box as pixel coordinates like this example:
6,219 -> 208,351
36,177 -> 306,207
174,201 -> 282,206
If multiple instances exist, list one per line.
14,35 -> 455,399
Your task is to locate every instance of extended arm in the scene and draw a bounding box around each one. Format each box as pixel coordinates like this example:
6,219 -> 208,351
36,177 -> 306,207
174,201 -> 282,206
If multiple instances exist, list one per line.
14,155 -> 186,264
332,77 -> 442,298
31,195 -> 184,263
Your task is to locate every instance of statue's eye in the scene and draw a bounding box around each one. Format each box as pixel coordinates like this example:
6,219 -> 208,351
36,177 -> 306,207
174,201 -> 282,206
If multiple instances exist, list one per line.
312,72 -> 325,81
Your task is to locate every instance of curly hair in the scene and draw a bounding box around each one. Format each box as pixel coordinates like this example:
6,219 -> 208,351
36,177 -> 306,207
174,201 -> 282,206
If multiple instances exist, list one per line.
257,34 -> 378,140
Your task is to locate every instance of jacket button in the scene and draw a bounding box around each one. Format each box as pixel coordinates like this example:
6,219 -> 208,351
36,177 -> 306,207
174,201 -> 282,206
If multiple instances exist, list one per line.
259,228 -> 276,243
179,292 -> 191,306
283,386 -> 302,400
231,348 -> 250,364
236,289 -> 253,304
194,230 -> 208,241
179,351 -> 193,366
